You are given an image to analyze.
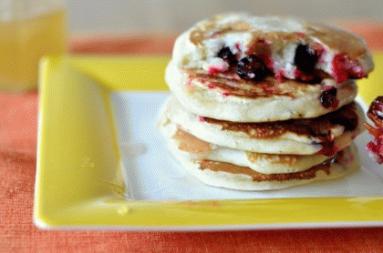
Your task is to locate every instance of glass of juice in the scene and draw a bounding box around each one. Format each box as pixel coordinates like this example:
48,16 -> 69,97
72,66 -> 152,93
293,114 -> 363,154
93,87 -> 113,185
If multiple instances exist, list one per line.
0,0 -> 67,91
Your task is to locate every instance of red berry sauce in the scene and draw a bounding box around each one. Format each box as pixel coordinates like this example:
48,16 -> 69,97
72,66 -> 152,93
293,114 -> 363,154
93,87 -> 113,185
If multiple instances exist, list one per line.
318,142 -> 339,157
365,96 -> 383,164
275,69 -> 285,83
198,116 -> 206,122
332,53 -> 366,83
367,136 -> 383,164
207,82 -> 216,89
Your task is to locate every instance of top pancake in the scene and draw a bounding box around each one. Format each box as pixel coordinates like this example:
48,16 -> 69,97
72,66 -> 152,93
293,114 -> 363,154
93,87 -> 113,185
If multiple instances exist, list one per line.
172,13 -> 373,84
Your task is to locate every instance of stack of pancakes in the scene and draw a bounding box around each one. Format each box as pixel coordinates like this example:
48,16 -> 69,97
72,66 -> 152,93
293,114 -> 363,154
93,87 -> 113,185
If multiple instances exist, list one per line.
159,13 -> 374,190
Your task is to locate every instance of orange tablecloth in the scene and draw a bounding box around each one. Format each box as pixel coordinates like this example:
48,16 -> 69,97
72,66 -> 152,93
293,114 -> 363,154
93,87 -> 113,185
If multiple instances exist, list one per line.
2,23 -> 383,252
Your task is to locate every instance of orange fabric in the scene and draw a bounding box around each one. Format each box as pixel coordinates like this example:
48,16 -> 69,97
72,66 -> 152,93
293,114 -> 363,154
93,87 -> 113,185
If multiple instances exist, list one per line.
2,23 -> 383,253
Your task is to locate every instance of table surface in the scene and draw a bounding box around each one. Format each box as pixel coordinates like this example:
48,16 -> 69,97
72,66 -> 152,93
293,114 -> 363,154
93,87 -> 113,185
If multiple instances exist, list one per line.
2,23 -> 383,252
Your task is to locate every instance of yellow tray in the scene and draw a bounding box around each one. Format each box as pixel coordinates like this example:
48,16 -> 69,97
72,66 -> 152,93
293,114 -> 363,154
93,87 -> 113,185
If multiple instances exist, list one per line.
34,54 -> 383,230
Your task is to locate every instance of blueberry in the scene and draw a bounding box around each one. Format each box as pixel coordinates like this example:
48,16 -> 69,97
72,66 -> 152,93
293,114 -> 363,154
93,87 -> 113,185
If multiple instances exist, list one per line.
294,44 -> 318,73
320,87 -> 338,108
236,55 -> 268,81
217,47 -> 237,65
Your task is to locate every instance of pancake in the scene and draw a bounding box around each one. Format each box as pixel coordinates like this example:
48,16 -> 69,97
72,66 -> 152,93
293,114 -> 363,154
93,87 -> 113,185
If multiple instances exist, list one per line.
172,13 -> 373,84
159,116 -> 337,174
162,96 -> 364,155
166,61 -> 358,122
163,129 -> 359,190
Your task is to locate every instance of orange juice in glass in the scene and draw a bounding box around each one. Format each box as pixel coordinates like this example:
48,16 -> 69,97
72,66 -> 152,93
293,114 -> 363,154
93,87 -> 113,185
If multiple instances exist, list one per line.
0,0 -> 67,91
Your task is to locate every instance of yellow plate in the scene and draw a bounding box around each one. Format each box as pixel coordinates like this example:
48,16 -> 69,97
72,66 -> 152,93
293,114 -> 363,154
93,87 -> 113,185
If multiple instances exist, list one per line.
34,54 -> 383,230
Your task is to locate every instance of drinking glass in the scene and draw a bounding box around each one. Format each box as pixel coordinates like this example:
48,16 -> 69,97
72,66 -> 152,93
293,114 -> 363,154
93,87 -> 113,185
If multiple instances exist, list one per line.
0,0 -> 67,91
